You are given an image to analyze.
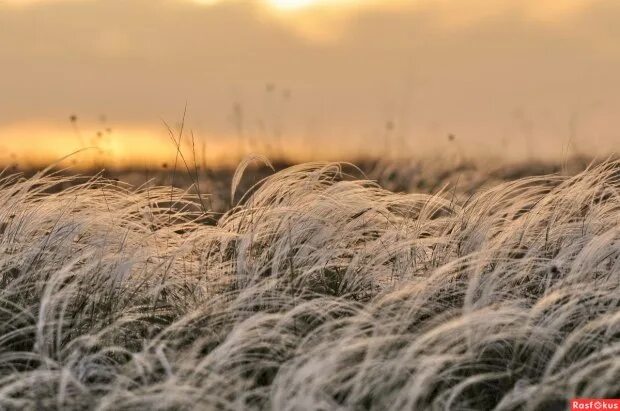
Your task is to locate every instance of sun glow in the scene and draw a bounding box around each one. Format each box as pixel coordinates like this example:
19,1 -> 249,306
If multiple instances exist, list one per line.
267,0 -> 321,11
265,0 -> 321,11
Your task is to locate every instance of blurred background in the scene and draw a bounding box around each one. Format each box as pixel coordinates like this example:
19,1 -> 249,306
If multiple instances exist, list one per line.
0,0 -> 618,169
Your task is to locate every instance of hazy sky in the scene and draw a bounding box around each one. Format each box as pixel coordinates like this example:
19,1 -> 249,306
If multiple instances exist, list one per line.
0,0 -> 618,166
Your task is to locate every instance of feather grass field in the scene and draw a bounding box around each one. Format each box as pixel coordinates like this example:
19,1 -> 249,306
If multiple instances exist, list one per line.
0,160 -> 619,410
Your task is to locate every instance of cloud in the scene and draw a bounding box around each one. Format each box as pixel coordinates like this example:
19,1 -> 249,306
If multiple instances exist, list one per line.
176,0 -> 614,44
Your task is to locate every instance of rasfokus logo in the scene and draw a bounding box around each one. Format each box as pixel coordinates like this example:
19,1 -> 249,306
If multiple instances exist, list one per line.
571,399 -> 620,410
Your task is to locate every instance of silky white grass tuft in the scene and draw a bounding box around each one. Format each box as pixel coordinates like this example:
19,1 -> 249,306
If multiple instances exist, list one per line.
0,161 -> 618,410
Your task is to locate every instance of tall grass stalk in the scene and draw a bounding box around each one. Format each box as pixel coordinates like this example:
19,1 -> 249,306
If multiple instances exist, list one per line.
0,160 -> 618,410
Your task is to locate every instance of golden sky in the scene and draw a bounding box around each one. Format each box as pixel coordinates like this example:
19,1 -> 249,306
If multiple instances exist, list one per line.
0,0 -> 618,166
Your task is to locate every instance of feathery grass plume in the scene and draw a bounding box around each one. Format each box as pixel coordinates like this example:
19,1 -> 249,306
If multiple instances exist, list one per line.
0,160 -> 618,410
